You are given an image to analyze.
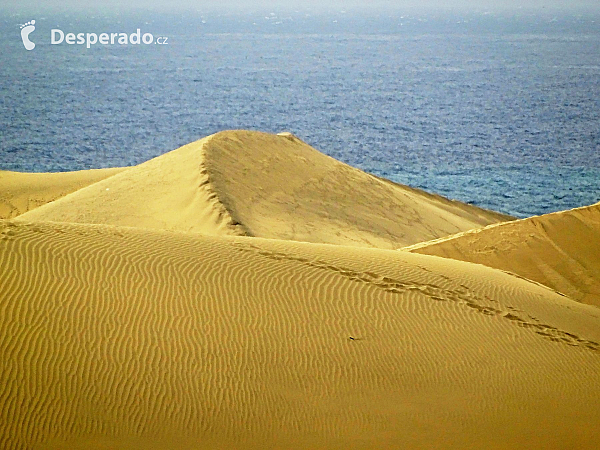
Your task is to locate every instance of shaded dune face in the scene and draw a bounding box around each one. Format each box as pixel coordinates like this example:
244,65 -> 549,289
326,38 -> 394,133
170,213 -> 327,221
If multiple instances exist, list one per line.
0,220 -> 599,449
16,130 -> 512,248
406,202 -> 600,307
201,131 -> 513,247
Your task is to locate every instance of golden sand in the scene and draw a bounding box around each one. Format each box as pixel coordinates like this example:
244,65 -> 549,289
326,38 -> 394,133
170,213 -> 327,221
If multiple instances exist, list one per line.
0,168 -> 124,219
405,202 -> 600,307
0,131 -> 598,449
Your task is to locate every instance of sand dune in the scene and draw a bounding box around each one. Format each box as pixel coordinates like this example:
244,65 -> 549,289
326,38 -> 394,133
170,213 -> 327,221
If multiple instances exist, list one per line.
1,219 -> 599,449
0,168 -> 124,219
405,202 -> 600,307
3,131 -> 597,448
17,130 -> 511,247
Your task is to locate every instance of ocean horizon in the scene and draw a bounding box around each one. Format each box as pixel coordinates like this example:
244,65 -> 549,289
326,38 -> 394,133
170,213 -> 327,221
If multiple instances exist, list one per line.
1,7 -> 599,218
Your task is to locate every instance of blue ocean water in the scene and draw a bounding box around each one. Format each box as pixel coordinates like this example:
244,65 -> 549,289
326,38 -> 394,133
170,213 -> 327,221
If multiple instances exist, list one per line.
1,8 -> 599,218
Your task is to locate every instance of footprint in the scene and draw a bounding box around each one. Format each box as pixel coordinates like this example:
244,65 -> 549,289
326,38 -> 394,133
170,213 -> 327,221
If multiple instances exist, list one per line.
20,20 -> 36,51
231,243 -> 599,353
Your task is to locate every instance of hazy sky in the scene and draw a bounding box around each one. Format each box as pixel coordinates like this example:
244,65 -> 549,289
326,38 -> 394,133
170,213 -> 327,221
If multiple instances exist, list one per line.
6,0 -> 600,12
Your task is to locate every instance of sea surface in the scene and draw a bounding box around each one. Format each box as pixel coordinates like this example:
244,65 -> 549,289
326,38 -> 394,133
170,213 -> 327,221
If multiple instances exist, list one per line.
1,8 -> 599,218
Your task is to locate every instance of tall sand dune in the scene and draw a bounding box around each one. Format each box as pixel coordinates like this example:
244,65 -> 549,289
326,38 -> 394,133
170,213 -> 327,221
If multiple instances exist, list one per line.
0,168 -> 124,219
1,219 -> 599,449
405,202 -> 600,307
17,130 -> 511,247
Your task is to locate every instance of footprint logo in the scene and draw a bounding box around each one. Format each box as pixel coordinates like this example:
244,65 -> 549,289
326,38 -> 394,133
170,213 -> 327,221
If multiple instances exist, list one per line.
20,20 -> 36,51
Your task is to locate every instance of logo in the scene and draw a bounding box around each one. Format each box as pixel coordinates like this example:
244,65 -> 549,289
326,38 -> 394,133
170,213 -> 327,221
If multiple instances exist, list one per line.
51,29 -> 168,48
18,20 -> 168,50
20,19 -> 36,50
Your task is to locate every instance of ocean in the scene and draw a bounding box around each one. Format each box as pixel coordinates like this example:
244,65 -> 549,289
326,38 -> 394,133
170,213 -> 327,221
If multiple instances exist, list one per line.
1,7 -> 599,218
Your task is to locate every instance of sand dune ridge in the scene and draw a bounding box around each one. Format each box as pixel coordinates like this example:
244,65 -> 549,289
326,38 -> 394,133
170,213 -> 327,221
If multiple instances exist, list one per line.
405,202 -> 600,307
16,130 -> 512,247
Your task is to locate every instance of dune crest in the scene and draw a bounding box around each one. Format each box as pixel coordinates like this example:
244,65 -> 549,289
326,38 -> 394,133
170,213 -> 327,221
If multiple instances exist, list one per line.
0,168 -> 124,219
15,137 -> 247,236
200,130 -> 512,247
0,219 -> 599,449
405,202 -> 600,307
17,130 -> 511,247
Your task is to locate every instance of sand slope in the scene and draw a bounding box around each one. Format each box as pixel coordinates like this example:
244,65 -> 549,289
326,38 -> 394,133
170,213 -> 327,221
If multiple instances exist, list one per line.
1,219 -> 599,449
405,202 -> 600,307
13,137 -> 245,236
0,168 -> 124,219
17,131 -> 511,247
